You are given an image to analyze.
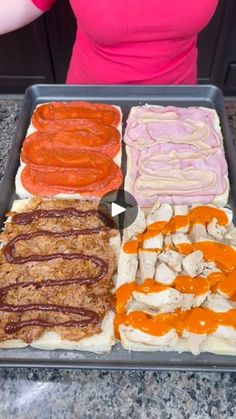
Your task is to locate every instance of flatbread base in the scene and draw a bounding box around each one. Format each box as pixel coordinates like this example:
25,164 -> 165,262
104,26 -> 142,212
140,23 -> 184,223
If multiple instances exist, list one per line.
31,310 -> 115,353
120,325 -> 236,356
124,105 -> 230,208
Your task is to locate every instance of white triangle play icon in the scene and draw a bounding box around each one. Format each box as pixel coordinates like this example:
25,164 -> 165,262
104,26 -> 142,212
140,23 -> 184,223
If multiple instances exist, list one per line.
111,202 -> 126,217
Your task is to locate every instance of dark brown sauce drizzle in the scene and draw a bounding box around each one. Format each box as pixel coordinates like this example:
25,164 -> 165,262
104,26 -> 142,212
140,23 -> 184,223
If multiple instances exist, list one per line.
12,207 -> 115,229
1,207 -> 112,334
1,305 -> 100,334
4,230 -> 109,269
5,318 -> 98,334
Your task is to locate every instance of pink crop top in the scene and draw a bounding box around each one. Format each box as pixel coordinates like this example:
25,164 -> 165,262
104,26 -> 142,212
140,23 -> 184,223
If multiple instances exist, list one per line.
32,0 -> 218,85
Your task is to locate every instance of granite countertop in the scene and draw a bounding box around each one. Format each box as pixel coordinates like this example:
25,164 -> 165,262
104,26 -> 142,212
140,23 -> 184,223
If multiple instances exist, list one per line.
0,99 -> 236,419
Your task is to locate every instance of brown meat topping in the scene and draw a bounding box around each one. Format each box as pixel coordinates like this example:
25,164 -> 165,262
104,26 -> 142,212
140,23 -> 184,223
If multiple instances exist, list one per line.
0,198 -> 117,343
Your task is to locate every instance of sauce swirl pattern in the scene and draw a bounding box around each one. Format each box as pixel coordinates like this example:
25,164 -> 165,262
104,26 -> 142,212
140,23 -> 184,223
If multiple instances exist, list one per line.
1,207 -> 112,335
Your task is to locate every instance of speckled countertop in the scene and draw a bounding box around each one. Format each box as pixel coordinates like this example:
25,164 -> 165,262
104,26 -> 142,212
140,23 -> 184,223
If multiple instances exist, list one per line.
0,99 -> 236,419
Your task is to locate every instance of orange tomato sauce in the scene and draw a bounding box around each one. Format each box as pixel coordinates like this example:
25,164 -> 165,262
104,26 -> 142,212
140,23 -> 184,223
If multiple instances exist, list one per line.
22,125 -> 120,160
22,101 -> 122,197
32,101 -> 121,130
21,157 -> 122,197
115,308 -> 236,339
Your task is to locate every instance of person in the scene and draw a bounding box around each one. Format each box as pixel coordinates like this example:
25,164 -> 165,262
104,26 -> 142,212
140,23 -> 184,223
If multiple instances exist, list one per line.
0,0 -> 218,85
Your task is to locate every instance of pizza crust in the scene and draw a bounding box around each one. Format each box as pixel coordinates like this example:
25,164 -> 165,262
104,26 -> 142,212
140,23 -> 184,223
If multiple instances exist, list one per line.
31,310 -> 115,353
206,336 -> 236,356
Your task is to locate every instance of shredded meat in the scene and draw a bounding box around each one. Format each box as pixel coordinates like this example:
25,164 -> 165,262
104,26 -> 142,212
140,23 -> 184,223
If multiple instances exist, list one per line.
0,198 -> 118,343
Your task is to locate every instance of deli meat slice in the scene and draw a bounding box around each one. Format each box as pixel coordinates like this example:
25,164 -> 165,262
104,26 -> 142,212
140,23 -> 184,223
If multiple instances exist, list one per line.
0,198 -> 120,352
124,105 -> 229,207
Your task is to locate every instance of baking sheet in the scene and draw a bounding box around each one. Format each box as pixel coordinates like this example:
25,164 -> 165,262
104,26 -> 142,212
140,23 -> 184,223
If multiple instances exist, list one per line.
1,84 -> 236,370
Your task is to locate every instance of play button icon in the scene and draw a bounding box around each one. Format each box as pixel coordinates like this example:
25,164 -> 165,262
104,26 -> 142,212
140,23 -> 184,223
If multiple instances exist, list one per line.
98,189 -> 138,231
111,202 -> 126,217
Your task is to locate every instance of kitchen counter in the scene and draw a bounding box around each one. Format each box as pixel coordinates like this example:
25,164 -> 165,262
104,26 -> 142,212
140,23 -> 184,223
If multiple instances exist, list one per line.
0,99 -> 236,419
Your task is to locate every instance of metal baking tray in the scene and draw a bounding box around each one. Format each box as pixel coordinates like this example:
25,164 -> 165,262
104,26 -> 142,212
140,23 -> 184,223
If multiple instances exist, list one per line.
0,84 -> 236,370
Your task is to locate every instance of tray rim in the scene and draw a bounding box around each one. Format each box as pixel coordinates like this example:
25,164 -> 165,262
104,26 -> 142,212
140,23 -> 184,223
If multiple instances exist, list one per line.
1,83 -> 236,371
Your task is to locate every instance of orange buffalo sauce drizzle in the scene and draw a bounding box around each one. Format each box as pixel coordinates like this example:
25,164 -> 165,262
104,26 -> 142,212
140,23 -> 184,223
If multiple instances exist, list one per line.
147,215 -> 190,236
189,206 -> 228,226
147,207 -> 227,235
116,207 -> 236,339
174,275 -> 210,296
114,311 -> 174,339
124,206 -> 228,253
116,272 -> 236,313
123,240 -> 139,254
116,277 -> 212,316
115,273 -> 236,338
116,279 -> 170,314
115,308 -> 236,339
210,270 -> 236,298
116,270 -> 236,326
176,241 -> 236,274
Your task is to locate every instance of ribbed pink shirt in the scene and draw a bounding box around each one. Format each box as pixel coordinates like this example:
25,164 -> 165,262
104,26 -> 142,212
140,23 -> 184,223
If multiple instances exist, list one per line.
32,0 -> 218,85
